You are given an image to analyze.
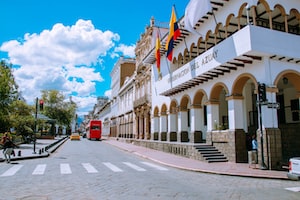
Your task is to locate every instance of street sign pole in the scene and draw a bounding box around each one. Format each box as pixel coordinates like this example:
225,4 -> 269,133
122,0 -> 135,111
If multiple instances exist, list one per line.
33,97 -> 38,154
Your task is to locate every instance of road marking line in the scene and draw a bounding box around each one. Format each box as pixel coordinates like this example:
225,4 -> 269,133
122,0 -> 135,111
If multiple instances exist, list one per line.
103,162 -> 123,172
1,165 -> 24,177
60,163 -> 72,174
82,163 -> 98,173
32,164 -> 46,175
123,162 -> 146,171
141,162 -> 169,171
285,187 -> 300,192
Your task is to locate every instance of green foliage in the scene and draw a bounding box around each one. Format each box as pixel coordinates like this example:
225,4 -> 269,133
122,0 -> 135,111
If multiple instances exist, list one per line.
0,60 -> 21,132
9,100 -> 35,137
41,90 -> 77,128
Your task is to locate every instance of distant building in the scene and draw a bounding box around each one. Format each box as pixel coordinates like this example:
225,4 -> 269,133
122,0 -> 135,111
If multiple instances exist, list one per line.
110,56 -> 136,137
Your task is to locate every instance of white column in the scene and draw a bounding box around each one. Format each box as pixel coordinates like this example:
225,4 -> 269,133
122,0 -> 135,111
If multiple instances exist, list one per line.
177,108 -> 188,142
207,103 -> 219,131
227,96 -> 244,129
159,114 -> 167,141
190,106 -> 202,142
262,89 -> 278,128
168,112 -> 177,141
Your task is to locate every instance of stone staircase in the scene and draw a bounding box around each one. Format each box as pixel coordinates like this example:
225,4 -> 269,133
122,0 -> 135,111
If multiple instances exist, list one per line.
194,145 -> 228,163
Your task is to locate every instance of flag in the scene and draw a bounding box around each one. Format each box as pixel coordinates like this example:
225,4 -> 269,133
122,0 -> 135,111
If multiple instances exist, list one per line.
184,0 -> 212,34
155,31 -> 161,74
165,6 -> 181,61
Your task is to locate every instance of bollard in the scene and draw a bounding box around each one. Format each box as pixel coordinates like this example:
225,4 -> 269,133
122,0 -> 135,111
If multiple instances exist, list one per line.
39,149 -> 42,155
41,148 -> 44,153
18,150 -> 21,156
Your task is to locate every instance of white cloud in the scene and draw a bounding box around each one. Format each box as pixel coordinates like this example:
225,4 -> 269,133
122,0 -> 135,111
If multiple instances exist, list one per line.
113,44 -> 136,58
104,89 -> 112,99
0,19 -> 130,115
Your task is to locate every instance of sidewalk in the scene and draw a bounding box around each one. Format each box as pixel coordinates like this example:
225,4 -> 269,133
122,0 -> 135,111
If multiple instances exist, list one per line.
0,136 -> 68,163
0,137 -> 289,180
103,139 -> 289,180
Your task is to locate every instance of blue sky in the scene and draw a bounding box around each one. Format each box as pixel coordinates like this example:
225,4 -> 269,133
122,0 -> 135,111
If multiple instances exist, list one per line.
1,0 -> 189,116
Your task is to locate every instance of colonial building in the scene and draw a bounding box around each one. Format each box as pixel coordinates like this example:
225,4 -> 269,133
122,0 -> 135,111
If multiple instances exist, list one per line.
143,0 -> 300,169
97,98 -> 111,138
118,74 -> 135,139
134,17 -> 168,140
110,56 -> 136,137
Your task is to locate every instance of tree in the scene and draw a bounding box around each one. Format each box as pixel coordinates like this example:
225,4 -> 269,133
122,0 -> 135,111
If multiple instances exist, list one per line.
41,90 -> 77,133
0,60 -> 21,132
9,100 -> 35,141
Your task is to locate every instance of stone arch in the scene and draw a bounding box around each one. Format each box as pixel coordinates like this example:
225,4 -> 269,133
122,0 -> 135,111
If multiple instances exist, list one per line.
258,0 -> 271,12
274,70 -> 300,93
197,37 -> 205,55
153,106 -> 159,117
178,53 -> 184,65
205,30 -> 214,50
232,73 -> 257,95
193,89 -> 207,105
274,70 -> 300,161
180,95 -> 191,109
169,99 -> 178,141
190,42 -> 197,60
210,82 -> 229,101
161,104 -> 167,115
184,48 -> 189,63
170,99 -> 178,114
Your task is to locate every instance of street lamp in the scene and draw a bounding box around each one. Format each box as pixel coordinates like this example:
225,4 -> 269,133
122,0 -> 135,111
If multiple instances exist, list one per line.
33,97 -> 38,154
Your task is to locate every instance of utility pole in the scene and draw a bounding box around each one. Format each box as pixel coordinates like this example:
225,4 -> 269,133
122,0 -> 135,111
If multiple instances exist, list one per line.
33,97 -> 38,154
257,83 -> 268,169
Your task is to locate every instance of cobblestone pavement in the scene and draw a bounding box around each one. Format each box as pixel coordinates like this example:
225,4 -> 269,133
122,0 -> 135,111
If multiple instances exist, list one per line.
0,136 -> 292,180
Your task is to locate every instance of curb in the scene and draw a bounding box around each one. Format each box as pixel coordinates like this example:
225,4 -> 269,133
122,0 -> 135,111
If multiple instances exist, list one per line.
0,136 -> 68,163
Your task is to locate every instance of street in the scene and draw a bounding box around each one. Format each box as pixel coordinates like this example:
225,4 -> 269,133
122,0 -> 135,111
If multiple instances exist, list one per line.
0,138 -> 299,200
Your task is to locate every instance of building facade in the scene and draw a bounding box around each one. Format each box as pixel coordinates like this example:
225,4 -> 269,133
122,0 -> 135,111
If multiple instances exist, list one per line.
110,56 -> 136,138
144,0 -> 300,169
134,17 -> 168,140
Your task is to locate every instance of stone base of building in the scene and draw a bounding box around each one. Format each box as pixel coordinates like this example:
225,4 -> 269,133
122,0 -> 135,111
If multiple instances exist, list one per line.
257,128 -> 282,170
206,129 -> 248,163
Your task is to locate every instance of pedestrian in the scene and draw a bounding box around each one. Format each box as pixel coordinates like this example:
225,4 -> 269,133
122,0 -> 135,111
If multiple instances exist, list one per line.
249,134 -> 258,168
2,137 -> 17,163
1,132 -> 9,145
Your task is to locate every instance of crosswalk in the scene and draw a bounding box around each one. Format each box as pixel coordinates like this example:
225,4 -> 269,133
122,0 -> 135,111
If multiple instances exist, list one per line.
0,161 -> 169,177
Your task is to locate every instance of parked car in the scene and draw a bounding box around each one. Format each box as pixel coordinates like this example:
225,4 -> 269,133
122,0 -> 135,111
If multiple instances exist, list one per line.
70,133 -> 80,141
287,157 -> 300,181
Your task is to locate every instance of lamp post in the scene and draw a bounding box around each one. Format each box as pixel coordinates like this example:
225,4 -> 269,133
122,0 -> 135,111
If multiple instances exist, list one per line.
33,97 -> 38,154
257,83 -> 268,169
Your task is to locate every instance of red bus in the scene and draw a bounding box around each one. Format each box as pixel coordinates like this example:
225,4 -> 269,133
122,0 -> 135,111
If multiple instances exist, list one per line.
86,120 -> 102,140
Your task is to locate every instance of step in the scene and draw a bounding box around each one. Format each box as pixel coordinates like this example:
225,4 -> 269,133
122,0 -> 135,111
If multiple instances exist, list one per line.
193,145 -> 228,163
202,153 -> 225,157
207,159 -> 228,163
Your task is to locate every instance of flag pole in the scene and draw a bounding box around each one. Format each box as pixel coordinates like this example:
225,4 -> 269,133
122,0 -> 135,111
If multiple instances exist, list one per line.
173,4 -> 191,65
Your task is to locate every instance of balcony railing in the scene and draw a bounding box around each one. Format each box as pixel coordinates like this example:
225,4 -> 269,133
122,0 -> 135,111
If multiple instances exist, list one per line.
134,94 -> 150,108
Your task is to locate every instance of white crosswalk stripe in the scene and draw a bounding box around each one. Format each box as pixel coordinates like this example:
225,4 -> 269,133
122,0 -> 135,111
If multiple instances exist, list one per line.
32,164 -> 47,175
0,165 -> 23,177
123,162 -> 146,171
0,162 -> 168,177
285,187 -> 300,192
140,162 -> 169,171
60,163 -> 72,174
82,163 -> 98,173
103,162 -> 123,172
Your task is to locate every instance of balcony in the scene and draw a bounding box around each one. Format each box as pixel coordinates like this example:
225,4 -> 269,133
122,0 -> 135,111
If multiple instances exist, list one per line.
134,94 -> 151,108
